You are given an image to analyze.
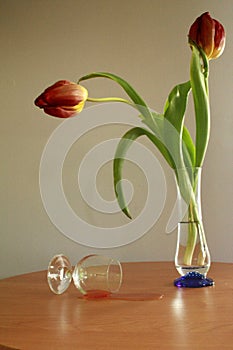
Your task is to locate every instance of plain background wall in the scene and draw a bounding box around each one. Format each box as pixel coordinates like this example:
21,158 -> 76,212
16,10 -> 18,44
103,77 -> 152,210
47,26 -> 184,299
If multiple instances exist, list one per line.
1,0 -> 232,278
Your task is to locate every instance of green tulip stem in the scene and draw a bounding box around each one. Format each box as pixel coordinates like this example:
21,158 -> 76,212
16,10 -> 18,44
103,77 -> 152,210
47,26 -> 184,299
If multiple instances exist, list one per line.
176,167 -> 207,267
178,45 -> 210,267
87,96 -> 133,106
182,200 -> 206,267
183,219 -> 198,266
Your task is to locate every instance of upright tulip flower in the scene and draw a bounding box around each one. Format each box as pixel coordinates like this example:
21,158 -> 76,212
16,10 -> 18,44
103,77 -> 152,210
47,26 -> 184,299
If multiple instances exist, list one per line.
188,12 -> 226,60
34,80 -> 88,118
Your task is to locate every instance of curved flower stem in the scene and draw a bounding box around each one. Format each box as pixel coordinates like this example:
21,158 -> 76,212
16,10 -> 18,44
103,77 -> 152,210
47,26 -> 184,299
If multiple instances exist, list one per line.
80,72 -> 160,138
188,203 -> 207,266
87,96 -> 134,106
191,171 -> 207,266
190,45 -> 210,167
197,220 -> 207,265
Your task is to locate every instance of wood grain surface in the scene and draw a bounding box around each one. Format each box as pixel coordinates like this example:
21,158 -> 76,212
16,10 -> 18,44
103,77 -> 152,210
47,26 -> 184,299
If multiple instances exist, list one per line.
0,262 -> 232,349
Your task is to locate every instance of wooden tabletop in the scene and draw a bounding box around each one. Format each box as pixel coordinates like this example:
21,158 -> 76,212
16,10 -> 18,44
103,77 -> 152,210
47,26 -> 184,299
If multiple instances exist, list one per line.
0,262 -> 232,350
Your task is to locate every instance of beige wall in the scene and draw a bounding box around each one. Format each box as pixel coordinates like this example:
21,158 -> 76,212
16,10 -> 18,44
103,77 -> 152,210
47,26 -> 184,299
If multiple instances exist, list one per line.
1,0 -> 232,278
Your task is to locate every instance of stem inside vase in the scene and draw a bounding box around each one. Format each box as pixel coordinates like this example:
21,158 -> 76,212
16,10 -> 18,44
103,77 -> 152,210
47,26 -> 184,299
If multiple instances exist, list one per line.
174,167 -> 211,276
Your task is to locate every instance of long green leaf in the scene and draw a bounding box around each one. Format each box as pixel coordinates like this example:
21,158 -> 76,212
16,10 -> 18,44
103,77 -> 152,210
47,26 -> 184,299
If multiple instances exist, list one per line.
140,111 -> 165,138
164,81 -> 191,132
114,127 -> 175,218
163,81 -> 194,169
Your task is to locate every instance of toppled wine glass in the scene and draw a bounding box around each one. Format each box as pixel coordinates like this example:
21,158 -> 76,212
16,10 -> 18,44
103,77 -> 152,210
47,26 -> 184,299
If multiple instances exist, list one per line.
47,254 -> 123,298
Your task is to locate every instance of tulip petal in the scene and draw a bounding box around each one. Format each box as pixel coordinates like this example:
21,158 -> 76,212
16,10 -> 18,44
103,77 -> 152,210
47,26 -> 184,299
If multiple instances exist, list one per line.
189,19 -> 199,44
44,84 -> 87,106
198,12 -> 215,58
211,20 -> 226,59
43,106 -> 77,118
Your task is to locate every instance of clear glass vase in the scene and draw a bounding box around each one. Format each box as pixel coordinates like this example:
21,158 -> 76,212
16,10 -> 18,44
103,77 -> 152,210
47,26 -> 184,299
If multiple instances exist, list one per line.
174,167 -> 211,277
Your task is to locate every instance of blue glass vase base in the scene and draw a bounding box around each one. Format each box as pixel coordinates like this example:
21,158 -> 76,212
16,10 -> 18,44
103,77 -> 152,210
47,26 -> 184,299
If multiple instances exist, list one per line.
174,272 -> 214,288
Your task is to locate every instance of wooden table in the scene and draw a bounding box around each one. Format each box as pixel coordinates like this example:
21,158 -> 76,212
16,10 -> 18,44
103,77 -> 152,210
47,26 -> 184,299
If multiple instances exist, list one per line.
0,262 -> 232,350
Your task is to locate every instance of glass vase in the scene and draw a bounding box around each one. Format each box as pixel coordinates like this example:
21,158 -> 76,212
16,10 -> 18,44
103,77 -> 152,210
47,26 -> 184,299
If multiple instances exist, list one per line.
174,167 -> 211,277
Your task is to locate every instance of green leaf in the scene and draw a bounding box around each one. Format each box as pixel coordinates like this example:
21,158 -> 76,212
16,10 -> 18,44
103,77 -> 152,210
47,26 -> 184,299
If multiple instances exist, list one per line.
190,45 -> 210,167
164,81 -> 191,132
163,81 -> 194,169
140,111 -> 164,138
114,127 -> 175,218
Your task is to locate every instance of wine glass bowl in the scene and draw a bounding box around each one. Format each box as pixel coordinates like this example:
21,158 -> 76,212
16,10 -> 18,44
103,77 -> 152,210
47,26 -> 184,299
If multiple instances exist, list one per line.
73,254 -> 123,297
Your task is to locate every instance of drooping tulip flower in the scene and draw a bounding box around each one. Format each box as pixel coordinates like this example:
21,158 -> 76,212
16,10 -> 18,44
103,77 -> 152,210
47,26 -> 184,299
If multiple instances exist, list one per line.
34,80 -> 88,118
188,12 -> 225,59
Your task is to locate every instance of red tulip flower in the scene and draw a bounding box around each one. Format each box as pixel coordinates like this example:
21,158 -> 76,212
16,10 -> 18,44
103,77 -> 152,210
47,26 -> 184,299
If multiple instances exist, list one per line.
35,80 -> 88,118
188,12 -> 225,59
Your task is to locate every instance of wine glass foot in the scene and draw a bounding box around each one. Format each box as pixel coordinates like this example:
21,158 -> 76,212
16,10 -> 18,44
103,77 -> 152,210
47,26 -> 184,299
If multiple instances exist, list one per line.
47,254 -> 73,294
